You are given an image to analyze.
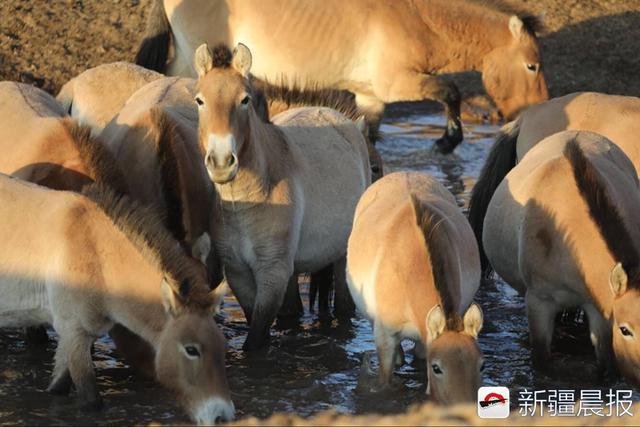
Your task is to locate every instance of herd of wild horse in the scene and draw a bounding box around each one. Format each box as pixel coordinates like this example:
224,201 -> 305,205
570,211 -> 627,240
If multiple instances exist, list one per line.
1,0 -> 640,423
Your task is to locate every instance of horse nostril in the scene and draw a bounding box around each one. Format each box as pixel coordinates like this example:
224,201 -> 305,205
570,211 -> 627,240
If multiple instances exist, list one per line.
205,153 -> 215,168
226,155 -> 236,167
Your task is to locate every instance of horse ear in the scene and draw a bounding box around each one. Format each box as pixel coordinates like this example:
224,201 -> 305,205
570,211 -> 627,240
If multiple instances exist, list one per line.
161,278 -> 186,316
508,15 -> 524,39
191,232 -> 211,266
463,303 -> 483,338
232,43 -> 252,78
426,305 -> 446,344
610,262 -> 628,297
194,43 -> 214,78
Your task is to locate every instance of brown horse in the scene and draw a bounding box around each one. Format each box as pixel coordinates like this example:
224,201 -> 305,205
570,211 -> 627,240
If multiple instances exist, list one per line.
347,171 -> 483,403
0,82 -> 127,193
483,131 -> 640,385
194,43 -> 371,350
57,62 -> 163,135
136,0 -> 548,152
469,92 -> 640,274
0,176 -> 234,423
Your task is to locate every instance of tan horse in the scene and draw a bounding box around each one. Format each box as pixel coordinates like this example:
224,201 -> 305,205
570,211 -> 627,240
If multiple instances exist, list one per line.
0,176 -> 233,423
483,131 -> 640,385
0,82 -> 127,193
469,92 -> 640,273
194,43 -> 370,350
346,171 -> 483,404
136,0 -> 548,152
57,62 -> 163,135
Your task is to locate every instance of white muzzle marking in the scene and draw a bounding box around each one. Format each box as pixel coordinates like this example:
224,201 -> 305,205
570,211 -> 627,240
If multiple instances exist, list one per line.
193,397 -> 235,425
207,133 -> 236,168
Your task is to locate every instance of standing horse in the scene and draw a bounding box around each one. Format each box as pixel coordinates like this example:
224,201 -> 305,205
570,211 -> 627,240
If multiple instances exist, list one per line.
194,43 -> 370,350
0,176 -> 234,424
0,82 -> 127,193
136,0 -> 548,152
346,171 -> 483,403
468,92 -> 640,273
482,131 -> 640,385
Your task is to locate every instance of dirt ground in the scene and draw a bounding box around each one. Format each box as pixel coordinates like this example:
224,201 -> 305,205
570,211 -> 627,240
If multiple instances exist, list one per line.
1,0 -> 639,101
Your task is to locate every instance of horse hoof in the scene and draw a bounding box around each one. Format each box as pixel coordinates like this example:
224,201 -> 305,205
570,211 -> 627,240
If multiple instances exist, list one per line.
435,122 -> 463,154
242,335 -> 270,352
80,395 -> 104,412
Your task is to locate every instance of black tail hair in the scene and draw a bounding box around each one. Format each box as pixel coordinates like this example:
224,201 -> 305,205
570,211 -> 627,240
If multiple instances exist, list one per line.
468,118 -> 520,276
135,0 -> 171,73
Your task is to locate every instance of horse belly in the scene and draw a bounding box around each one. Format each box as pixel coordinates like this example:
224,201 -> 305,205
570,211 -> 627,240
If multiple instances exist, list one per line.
0,276 -> 51,327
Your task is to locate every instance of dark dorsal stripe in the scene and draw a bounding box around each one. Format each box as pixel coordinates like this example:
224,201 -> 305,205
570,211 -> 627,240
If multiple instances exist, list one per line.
564,138 -> 640,286
410,195 -> 462,329
149,108 -> 187,244
82,183 -> 210,308
61,119 -> 129,195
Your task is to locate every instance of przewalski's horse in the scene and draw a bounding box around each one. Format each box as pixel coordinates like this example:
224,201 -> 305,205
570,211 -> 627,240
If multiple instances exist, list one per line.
99,77 -> 221,283
194,43 -> 370,350
0,82 -> 128,193
0,176 -> 234,423
483,131 -> 640,384
136,0 -> 548,152
57,62 -> 163,136
347,171 -> 483,403
468,92 -> 640,274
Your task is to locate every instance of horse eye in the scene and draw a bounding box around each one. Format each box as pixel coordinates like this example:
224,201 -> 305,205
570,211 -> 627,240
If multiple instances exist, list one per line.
526,63 -> 537,72
195,96 -> 204,107
240,95 -> 251,105
431,364 -> 443,375
184,345 -> 201,358
620,326 -> 634,337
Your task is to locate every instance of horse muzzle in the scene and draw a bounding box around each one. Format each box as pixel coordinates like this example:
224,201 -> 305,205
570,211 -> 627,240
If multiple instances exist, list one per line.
205,151 -> 239,184
191,397 -> 235,425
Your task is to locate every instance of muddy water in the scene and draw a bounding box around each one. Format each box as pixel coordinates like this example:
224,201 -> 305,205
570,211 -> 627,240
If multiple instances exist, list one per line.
0,107 -> 637,425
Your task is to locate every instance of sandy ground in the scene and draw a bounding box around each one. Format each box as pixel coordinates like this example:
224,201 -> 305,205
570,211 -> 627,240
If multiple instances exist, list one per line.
1,0 -> 639,100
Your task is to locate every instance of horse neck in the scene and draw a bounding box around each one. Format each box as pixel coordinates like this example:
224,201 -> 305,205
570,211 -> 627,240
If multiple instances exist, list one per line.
414,0 -> 512,70
92,217 -> 169,347
215,111 -> 286,204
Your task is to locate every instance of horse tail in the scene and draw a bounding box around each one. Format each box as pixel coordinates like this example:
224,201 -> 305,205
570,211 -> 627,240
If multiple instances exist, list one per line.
135,0 -> 171,73
56,79 -> 75,114
468,117 -> 521,276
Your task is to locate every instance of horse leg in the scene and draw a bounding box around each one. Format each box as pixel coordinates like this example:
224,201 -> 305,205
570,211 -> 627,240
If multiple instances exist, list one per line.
394,342 -> 405,368
525,290 -> 559,371
310,265 -> 333,313
377,72 -> 462,153
225,266 -> 257,325
333,256 -> 356,317
277,274 -> 303,320
244,263 -> 291,351
374,320 -> 399,385
110,324 -> 155,379
354,93 -> 385,145
51,327 -> 102,410
583,303 -> 615,380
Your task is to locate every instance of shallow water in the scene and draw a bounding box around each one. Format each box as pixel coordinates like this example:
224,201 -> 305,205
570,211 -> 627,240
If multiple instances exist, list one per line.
1,107 -> 637,425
